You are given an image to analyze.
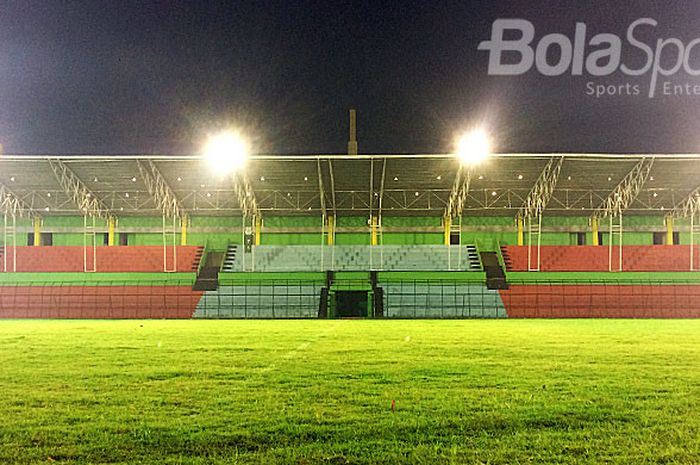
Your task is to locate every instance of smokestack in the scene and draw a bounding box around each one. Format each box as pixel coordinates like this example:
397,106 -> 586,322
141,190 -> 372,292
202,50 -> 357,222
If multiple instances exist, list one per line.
348,109 -> 358,155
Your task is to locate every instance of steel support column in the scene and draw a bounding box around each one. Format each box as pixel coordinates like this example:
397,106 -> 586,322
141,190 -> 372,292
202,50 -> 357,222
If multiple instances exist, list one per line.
48,159 -> 111,271
517,157 -> 564,271
593,157 -> 654,271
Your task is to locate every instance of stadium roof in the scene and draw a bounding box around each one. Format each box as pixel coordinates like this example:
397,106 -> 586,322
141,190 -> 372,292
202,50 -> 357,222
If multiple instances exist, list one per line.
1,153 -> 700,218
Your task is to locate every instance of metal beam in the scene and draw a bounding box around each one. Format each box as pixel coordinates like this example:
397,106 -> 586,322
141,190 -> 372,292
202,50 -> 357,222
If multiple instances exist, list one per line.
446,165 -> 471,218
48,159 -> 112,218
233,173 -> 259,218
0,184 -> 38,218
369,158 -> 374,218
137,160 -> 185,218
593,157 -> 655,218
316,159 -> 327,218
672,185 -> 700,217
377,158 -> 387,218
518,156 -> 564,219
328,160 -> 337,218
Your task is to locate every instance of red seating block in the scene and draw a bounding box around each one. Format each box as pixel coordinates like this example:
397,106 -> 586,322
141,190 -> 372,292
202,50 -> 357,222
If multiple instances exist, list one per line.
501,245 -> 700,272
1,246 -> 203,272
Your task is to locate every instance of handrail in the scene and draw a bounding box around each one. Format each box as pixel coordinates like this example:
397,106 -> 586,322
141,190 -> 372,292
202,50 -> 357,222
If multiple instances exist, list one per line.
495,240 -> 508,272
196,239 -> 209,275
221,238 -> 231,272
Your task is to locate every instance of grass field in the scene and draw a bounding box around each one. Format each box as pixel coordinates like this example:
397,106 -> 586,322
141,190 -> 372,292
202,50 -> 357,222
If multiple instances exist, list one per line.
0,320 -> 698,464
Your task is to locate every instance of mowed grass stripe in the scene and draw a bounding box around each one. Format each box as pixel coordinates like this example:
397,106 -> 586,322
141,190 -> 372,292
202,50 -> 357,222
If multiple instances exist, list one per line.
0,320 -> 698,464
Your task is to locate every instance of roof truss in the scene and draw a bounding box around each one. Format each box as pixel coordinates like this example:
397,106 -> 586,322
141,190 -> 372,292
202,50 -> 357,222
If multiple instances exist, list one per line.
0,184 -> 38,218
48,159 -> 112,219
0,153 -> 695,217
672,185 -> 700,217
518,156 -> 564,218
137,160 -> 185,218
446,166 -> 471,218
593,157 -> 654,218
234,173 -> 260,218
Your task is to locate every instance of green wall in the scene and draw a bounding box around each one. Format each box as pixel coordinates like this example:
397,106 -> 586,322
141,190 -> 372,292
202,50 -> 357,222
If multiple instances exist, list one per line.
0,214 -> 685,250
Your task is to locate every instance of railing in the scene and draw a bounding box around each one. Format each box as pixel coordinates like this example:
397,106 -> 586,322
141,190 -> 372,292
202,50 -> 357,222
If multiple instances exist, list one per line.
197,278 -> 325,319
1,278 -> 700,319
379,279 -> 505,318
196,240 -> 210,275
495,241 -> 508,271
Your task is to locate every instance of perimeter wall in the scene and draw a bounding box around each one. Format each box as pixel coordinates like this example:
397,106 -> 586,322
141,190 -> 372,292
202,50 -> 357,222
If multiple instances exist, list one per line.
0,215 -> 688,250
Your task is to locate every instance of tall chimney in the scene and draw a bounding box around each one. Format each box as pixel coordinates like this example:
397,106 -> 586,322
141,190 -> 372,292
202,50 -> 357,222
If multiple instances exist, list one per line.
348,109 -> 358,155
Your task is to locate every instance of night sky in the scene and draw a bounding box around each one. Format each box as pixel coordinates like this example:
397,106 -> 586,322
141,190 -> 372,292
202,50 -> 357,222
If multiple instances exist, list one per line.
0,0 -> 699,155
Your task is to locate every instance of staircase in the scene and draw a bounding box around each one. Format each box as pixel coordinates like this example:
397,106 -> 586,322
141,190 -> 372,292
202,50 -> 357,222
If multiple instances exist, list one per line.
191,246 -> 204,271
193,251 -> 223,291
465,245 -> 482,271
221,245 -> 239,272
480,251 -> 509,290
500,246 -> 513,271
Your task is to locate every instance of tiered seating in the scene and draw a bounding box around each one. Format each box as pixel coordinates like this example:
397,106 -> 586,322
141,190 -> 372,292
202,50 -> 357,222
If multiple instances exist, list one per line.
501,245 -> 700,272
333,245 -> 482,271
253,246 -> 324,272
621,246 -> 699,271
12,247 -> 84,272
234,245 -> 483,272
2,246 -> 203,272
96,246 -> 203,272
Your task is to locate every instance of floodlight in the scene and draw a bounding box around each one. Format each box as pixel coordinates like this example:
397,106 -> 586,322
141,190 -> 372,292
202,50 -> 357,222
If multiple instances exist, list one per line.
203,131 -> 249,175
455,130 -> 491,165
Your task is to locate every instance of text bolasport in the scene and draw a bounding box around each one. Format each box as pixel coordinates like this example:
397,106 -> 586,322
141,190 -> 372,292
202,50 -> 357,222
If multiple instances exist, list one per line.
478,18 -> 700,98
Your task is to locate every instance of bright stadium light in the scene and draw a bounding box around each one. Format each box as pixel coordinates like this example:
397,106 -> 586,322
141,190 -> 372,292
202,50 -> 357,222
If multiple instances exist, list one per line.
203,131 -> 249,175
455,129 -> 491,166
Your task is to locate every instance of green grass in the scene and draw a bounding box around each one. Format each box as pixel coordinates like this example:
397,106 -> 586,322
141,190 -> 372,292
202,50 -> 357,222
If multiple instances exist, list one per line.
0,320 -> 698,464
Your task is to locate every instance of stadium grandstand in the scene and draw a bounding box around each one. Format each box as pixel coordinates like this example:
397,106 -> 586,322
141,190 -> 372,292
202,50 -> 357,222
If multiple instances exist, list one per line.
1,152 -> 700,319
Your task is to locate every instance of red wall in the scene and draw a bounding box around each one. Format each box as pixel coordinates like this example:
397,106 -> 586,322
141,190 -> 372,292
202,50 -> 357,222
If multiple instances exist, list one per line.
0,285 -> 202,319
500,285 -> 700,318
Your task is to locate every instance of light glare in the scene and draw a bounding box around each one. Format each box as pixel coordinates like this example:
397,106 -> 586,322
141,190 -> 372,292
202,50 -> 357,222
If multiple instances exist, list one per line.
204,131 -> 249,175
455,130 -> 491,166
